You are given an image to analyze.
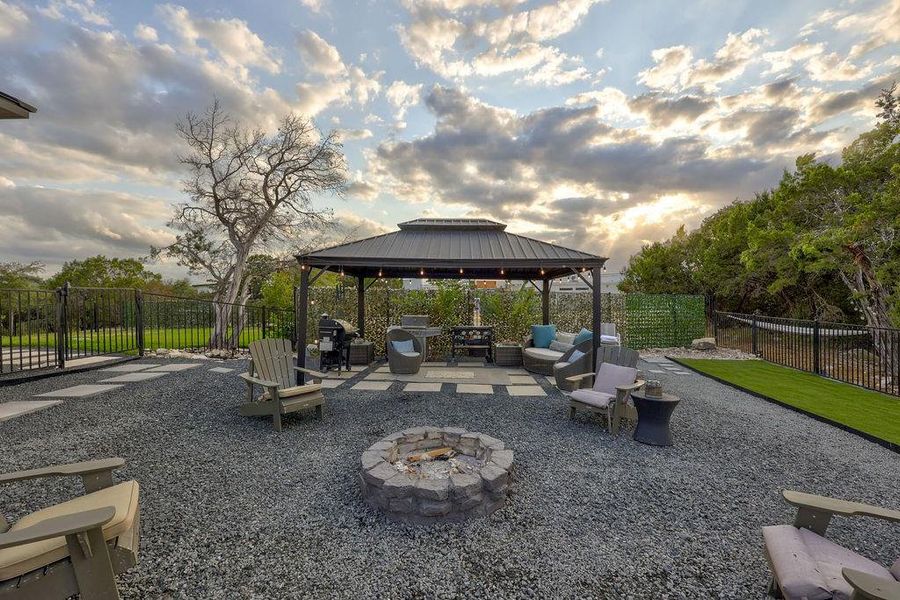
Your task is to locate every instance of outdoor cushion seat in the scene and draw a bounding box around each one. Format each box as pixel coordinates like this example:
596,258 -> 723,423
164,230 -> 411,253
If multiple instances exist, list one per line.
523,347 -> 564,361
569,388 -> 614,408
554,360 -> 570,369
263,383 -> 322,400
763,524 -> 896,600
400,352 -> 420,358
0,481 -> 140,581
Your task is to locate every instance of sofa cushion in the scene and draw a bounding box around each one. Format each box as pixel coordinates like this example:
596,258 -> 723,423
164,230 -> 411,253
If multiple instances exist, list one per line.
400,352 -> 421,358
592,363 -> 638,395
763,524 -> 895,600
574,328 -> 593,345
524,347 -> 564,362
0,481 -> 140,581
891,557 -> 900,580
531,325 -> 557,349
549,340 -> 574,353
557,331 -> 576,345
570,389 -> 614,408
391,339 -> 415,353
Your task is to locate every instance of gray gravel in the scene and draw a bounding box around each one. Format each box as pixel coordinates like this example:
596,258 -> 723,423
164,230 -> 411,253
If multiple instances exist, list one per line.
1,358 -> 899,599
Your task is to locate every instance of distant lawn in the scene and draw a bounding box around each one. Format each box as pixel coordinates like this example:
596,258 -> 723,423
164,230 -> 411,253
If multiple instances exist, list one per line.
676,359 -> 900,447
2,327 -> 270,354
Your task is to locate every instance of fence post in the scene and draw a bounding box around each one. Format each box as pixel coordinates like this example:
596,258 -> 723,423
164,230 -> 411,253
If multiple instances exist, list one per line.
751,315 -> 758,355
813,319 -> 821,375
135,289 -> 144,357
55,282 -> 69,369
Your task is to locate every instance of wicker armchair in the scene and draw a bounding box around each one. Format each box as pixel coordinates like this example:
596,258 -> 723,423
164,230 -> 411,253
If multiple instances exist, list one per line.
522,336 -> 558,375
553,339 -> 594,392
386,329 -> 424,374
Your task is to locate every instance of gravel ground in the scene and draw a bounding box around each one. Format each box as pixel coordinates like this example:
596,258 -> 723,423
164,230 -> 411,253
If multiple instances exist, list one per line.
1,358 -> 899,599
642,347 -> 758,360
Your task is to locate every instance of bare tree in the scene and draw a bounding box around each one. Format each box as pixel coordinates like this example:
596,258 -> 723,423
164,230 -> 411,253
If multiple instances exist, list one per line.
155,100 -> 347,348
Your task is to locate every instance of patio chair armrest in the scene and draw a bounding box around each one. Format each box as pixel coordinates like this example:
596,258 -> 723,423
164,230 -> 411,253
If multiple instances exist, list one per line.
239,373 -> 280,389
615,380 -> 645,393
842,568 -> 900,600
783,490 -> 900,523
0,507 -> 115,550
565,372 -> 595,384
0,458 -> 125,488
294,366 -> 328,379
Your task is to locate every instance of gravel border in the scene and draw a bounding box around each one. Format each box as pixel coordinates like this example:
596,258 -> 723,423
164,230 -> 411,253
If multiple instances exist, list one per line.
1,358 -> 898,599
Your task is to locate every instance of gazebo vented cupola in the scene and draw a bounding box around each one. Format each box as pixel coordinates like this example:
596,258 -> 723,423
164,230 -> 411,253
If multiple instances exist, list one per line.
294,218 -> 608,382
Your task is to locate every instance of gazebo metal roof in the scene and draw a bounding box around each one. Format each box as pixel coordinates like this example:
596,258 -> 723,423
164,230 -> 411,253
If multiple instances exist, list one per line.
296,218 -> 607,280
0,91 -> 36,119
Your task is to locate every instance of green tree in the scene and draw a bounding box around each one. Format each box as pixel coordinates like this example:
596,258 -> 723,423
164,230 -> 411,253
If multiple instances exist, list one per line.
0,261 -> 44,289
46,256 -> 163,289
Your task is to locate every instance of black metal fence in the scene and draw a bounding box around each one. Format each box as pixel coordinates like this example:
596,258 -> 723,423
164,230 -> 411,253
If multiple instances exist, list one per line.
0,284 -> 294,377
713,311 -> 900,396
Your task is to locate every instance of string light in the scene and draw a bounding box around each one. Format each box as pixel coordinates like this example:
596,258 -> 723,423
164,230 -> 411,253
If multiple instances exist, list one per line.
378,268 -> 383,278
420,268 -> 425,276
540,267 -> 545,276
500,268 -> 504,276
459,268 -> 464,275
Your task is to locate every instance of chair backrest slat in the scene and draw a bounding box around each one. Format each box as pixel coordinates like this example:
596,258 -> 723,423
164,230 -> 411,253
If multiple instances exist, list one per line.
597,345 -> 638,369
249,339 -> 294,389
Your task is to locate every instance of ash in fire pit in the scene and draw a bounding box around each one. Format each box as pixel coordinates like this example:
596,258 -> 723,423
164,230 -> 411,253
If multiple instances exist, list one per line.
360,427 -> 513,523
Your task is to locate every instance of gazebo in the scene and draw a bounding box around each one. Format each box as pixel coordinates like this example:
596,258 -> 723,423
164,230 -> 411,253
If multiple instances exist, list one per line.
294,218 -> 608,382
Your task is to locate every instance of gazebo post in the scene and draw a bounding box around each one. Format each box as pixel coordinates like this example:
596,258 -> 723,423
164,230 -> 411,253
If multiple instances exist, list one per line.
296,267 -> 310,385
592,266 -> 602,368
541,279 -> 550,325
357,275 -> 365,339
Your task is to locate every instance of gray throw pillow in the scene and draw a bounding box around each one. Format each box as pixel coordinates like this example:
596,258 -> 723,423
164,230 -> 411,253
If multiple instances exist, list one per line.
392,339 -> 415,353
549,340 -> 574,353
568,349 -> 586,364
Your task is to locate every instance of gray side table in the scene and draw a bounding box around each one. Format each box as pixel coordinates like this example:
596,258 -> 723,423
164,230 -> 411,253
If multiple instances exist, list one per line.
631,392 -> 681,446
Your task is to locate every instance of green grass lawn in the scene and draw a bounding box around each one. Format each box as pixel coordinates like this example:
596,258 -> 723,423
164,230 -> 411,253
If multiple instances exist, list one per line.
2,327 -> 269,354
677,359 -> 900,446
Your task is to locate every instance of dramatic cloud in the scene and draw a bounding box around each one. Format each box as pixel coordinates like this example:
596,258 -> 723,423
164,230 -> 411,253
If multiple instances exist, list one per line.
0,1 -> 28,39
397,0 -> 605,84
296,29 -> 346,76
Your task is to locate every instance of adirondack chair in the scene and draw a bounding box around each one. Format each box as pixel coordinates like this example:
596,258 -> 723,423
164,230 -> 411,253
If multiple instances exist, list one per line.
0,458 -> 140,600
566,346 -> 643,434
240,338 -> 326,432
764,490 -> 900,600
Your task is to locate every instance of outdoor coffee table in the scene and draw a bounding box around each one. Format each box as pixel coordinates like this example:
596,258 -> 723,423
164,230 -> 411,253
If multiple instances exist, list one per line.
631,391 -> 680,446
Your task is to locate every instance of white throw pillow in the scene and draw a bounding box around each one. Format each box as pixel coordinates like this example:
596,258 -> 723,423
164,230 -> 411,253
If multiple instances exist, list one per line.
556,331 -> 576,345
549,340 -> 574,353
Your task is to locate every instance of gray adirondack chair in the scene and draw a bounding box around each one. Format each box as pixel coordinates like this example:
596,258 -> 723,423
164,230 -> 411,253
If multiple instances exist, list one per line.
764,490 -> 900,600
0,458 -> 140,600
240,338 -> 326,432
566,346 -> 643,434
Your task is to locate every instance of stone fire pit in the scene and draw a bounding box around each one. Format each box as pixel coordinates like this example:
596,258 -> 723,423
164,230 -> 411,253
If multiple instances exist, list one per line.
360,426 -> 513,523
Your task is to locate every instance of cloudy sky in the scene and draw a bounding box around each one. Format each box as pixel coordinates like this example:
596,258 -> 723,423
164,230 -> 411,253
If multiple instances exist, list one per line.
0,0 -> 898,277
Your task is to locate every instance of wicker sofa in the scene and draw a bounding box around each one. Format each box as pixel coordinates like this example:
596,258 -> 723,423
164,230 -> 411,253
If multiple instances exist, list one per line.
523,330 -> 586,377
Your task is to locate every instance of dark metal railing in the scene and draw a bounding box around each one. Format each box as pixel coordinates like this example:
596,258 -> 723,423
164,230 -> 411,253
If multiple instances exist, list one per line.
0,284 -> 295,377
714,311 -> 900,396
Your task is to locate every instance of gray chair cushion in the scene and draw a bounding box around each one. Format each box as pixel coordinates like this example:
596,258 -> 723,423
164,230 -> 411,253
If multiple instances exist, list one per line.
570,389 -> 614,408
568,349 -> 586,364
592,363 -> 638,395
524,347 -> 565,362
392,339 -> 415,353
892,557 -> 900,580
400,352 -> 420,358
763,525 -> 895,600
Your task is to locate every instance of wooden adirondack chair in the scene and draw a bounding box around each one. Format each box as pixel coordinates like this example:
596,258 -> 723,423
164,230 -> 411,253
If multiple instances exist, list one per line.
240,338 -> 326,432
566,346 -> 643,434
764,490 -> 900,600
0,458 -> 140,600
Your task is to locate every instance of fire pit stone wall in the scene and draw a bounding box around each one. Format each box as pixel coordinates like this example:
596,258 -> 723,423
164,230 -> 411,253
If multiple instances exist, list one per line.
360,426 -> 513,523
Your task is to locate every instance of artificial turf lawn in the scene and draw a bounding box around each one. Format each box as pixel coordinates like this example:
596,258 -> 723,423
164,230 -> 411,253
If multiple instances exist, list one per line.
676,359 -> 900,446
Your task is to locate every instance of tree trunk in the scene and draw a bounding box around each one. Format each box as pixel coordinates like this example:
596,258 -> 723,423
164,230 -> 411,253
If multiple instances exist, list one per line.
209,248 -> 250,350
842,243 -> 897,385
